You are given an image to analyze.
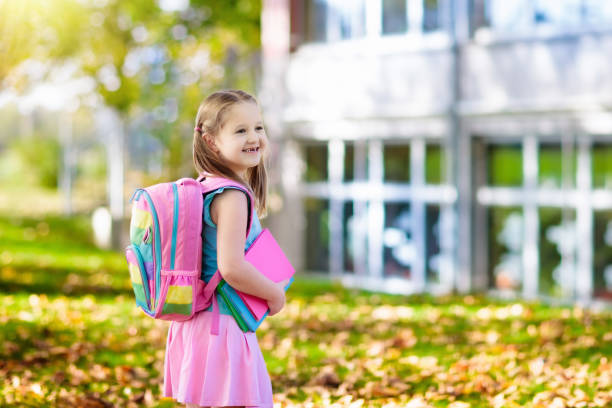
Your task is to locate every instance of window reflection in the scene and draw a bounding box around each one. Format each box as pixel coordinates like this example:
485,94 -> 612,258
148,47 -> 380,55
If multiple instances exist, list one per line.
344,143 -> 354,181
426,205 -> 441,284
325,0 -> 366,41
594,210 -> 612,300
343,201 -> 354,272
539,207 -> 576,297
487,144 -> 522,187
384,203 -> 413,277
425,144 -> 445,184
423,0 -> 441,32
305,0 -> 328,42
480,0 -> 612,32
533,0 -> 583,26
303,144 -> 328,182
384,144 -> 410,182
304,198 -> 330,272
488,207 -> 523,291
539,143 -> 575,188
343,201 -> 368,273
592,143 -> 612,189
382,0 -> 407,35
344,142 -> 367,182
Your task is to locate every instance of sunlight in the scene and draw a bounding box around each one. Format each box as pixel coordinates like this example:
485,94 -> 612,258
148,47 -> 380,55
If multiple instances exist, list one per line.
158,0 -> 189,12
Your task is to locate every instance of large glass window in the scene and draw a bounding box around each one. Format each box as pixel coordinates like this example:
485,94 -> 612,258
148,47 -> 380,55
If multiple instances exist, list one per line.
580,0 -> 612,26
488,207 -> 523,291
383,202 -> 413,278
304,198 -> 330,272
539,207 -> 576,297
533,0 -> 583,26
592,143 -> 612,189
299,137 -> 454,289
476,0 -> 612,34
303,0 -> 449,44
479,137 -> 612,302
487,144 -> 523,186
384,144 -> 410,182
303,144 -> 328,182
382,0 -> 408,34
594,210 -> 612,300
486,0 -> 535,31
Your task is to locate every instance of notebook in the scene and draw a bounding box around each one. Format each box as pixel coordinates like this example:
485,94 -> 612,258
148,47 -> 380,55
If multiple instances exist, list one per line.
217,281 -> 249,331
215,228 -> 295,331
239,228 -> 295,320
217,277 -> 293,332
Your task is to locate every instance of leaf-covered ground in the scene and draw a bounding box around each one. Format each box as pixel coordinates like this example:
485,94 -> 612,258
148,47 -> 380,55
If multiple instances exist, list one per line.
1,215 -> 611,407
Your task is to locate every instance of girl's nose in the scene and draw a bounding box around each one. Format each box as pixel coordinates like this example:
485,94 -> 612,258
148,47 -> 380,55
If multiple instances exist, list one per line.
247,130 -> 258,142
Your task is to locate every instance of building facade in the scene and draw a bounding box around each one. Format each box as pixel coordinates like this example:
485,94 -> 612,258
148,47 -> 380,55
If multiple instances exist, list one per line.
260,0 -> 612,304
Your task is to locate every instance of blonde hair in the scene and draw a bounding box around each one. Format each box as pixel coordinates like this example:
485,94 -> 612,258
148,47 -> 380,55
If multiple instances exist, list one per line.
193,89 -> 268,216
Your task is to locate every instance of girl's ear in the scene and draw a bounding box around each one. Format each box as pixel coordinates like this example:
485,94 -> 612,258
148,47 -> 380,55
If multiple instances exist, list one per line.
203,133 -> 219,153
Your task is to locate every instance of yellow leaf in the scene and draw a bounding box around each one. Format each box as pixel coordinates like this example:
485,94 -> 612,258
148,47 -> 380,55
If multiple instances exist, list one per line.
448,402 -> 471,408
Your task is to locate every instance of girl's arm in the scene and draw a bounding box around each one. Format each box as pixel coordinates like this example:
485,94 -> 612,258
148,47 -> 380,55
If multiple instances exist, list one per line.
211,189 -> 286,314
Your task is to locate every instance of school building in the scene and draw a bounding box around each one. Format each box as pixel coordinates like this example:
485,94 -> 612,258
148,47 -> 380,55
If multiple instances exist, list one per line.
259,0 -> 612,304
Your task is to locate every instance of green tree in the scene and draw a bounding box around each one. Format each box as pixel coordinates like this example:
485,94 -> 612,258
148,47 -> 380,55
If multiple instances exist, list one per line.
0,0 -> 262,177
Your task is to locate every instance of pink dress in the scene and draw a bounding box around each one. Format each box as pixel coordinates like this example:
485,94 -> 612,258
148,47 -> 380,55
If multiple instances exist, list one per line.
163,187 -> 273,407
163,312 -> 273,407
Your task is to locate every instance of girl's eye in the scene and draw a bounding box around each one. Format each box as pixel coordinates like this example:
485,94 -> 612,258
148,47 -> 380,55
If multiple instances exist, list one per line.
256,126 -> 264,131
236,129 -> 246,134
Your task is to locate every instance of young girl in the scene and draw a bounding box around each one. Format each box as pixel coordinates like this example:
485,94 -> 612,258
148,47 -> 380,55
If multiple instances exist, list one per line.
163,90 -> 289,408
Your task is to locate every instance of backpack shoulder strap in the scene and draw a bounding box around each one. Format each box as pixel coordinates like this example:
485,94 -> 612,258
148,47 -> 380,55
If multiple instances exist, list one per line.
197,175 -> 256,335
198,175 -> 254,238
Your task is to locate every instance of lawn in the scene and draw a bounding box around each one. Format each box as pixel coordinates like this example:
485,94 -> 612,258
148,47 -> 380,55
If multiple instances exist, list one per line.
0,214 -> 611,407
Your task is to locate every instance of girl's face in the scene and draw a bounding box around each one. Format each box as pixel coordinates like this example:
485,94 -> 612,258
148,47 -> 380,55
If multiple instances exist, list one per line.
208,101 -> 267,177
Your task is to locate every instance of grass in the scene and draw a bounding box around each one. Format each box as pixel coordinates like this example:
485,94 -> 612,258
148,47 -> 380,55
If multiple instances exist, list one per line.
0,214 -> 612,407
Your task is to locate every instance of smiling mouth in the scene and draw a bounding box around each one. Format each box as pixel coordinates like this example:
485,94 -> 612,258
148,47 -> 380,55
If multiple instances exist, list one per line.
243,147 -> 260,153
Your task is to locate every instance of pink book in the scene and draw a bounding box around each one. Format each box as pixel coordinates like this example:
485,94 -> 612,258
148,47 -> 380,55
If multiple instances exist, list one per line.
239,228 -> 295,320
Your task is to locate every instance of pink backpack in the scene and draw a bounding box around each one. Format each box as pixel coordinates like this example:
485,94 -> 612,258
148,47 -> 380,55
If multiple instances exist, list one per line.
125,176 -> 254,325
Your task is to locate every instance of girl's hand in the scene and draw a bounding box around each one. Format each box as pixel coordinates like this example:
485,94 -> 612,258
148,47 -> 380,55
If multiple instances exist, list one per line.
268,279 -> 290,316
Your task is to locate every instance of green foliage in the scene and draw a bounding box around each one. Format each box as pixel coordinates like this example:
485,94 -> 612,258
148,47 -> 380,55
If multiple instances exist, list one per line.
76,146 -> 107,180
0,0 -> 90,88
0,1 -> 47,85
2,135 -> 61,188
1,0 -> 262,176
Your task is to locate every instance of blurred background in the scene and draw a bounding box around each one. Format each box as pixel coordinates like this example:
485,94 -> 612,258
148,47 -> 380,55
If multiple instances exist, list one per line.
1,0 -> 612,305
